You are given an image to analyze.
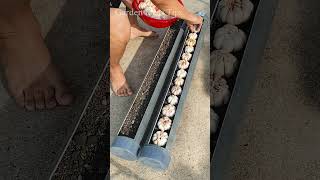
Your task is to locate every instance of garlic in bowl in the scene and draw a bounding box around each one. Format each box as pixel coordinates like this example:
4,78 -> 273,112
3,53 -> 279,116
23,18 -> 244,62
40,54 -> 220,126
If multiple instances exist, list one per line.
211,50 -> 238,78
217,0 -> 254,25
139,0 -> 173,20
213,24 -> 246,52
132,0 -> 183,28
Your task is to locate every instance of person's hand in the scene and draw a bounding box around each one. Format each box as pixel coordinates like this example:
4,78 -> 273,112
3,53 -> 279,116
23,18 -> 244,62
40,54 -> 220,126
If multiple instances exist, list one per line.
186,14 -> 203,32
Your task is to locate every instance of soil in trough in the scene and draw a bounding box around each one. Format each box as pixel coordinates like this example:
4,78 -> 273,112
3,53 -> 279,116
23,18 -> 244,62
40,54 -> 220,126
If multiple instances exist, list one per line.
119,21 -> 182,138
52,67 -> 109,180
210,0 -> 261,158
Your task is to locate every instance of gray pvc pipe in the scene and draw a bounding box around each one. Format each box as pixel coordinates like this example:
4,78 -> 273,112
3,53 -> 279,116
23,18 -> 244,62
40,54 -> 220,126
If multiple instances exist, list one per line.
138,12 -> 209,170
111,22 -> 186,161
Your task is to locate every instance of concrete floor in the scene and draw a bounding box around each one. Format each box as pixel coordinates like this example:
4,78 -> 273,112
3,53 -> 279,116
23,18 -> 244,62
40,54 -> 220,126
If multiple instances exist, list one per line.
110,0 -> 210,179
219,0 -> 320,179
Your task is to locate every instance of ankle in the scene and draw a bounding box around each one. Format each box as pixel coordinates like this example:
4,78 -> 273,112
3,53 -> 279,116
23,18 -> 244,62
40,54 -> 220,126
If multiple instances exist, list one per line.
110,63 -> 122,71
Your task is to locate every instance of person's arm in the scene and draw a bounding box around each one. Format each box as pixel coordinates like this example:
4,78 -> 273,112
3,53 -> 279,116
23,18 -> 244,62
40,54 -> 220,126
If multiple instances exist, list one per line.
151,0 -> 202,32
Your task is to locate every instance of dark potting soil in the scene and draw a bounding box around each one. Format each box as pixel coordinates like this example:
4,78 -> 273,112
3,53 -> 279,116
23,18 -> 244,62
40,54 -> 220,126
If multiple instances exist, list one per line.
52,66 -> 109,180
119,21 -> 183,138
210,0 -> 261,159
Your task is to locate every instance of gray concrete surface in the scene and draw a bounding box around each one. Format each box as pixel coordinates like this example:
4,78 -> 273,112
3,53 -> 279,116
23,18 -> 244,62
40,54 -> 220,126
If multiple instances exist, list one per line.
219,0 -> 320,179
110,1 -> 210,179
0,0 -> 106,179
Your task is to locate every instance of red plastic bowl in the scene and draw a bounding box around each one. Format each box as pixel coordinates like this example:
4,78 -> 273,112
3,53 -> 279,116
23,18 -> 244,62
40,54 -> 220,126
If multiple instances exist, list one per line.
132,0 -> 183,28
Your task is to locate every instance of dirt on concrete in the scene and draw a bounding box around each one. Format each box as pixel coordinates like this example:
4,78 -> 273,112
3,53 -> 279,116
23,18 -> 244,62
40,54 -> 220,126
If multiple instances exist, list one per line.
52,66 -> 109,180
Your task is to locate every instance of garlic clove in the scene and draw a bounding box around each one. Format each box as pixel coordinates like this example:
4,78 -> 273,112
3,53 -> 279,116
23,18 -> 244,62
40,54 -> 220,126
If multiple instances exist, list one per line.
226,11 -> 235,25
167,95 -> 179,105
188,33 -> 198,40
213,36 -> 224,50
171,85 -> 182,96
233,7 -> 243,25
210,76 -> 230,107
157,117 -> 172,131
219,6 -> 229,22
152,131 -> 169,146
217,0 -> 254,25
210,50 -> 238,77
186,39 -> 197,47
174,77 -> 184,86
178,60 -> 190,70
181,52 -> 192,61
176,69 -> 187,78
162,104 -> 176,117
185,46 -> 194,53
213,24 -> 246,52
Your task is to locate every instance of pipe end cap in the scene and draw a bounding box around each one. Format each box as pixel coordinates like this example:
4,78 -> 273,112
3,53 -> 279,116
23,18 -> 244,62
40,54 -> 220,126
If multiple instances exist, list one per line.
138,144 -> 171,171
111,136 -> 140,161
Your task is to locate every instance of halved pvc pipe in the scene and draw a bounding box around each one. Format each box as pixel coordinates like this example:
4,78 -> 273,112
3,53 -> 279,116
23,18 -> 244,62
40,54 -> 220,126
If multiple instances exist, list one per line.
138,11 -> 209,170
111,22 -> 186,161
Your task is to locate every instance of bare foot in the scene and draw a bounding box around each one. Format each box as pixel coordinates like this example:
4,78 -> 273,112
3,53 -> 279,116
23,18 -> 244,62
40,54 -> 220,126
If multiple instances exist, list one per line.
1,35 -> 73,110
110,65 -> 133,97
0,7 -> 73,110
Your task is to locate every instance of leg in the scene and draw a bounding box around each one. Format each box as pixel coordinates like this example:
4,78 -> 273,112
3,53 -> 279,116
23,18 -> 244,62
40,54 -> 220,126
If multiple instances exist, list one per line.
126,7 -> 158,39
110,8 -> 133,96
0,0 -> 73,110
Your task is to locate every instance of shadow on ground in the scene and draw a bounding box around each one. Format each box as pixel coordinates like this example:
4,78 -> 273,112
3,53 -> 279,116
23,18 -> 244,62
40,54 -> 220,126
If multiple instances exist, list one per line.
295,1 -> 320,107
0,0 -> 105,179
110,158 -> 204,180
